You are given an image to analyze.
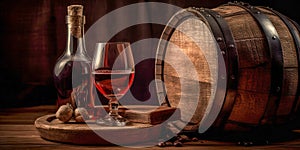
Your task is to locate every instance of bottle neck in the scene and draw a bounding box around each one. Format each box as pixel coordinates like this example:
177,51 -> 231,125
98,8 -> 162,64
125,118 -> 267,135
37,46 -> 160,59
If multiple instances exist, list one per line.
64,14 -> 90,60
65,24 -> 88,56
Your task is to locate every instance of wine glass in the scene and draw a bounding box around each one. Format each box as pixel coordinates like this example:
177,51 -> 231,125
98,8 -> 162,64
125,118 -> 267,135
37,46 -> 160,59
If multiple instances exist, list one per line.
92,42 -> 135,126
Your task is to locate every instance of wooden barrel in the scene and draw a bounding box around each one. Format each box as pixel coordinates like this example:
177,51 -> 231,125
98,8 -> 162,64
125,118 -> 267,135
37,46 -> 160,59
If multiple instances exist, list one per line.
155,2 -> 300,134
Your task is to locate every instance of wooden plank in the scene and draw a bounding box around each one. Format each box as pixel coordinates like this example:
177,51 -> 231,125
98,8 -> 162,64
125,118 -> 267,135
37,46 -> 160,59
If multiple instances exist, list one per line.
1,105 -> 178,125
94,105 -> 180,125
0,136 -> 59,145
0,137 -> 300,150
123,106 -> 180,125
0,130 -> 40,137
0,146 -> 299,150
0,145 -> 128,150
0,113 -> 51,119
0,105 -> 300,149
0,105 -> 56,113
0,106 -> 55,125
34,114 -> 162,145
0,119 -> 40,125
0,125 -> 36,131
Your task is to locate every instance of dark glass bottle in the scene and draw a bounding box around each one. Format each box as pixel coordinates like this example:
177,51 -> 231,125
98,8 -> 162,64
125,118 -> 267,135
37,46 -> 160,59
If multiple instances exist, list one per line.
53,5 -> 92,110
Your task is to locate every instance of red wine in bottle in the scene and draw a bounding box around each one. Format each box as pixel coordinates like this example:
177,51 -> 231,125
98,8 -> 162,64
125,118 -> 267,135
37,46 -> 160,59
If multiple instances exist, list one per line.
53,5 -> 92,110
53,60 -> 73,106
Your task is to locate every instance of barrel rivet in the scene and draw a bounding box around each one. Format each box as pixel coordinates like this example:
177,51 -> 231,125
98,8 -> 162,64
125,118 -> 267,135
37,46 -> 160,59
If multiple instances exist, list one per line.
216,14 -> 221,18
231,75 -> 235,80
256,11 -> 261,14
206,14 -> 211,17
272,36 -> 277,40
261,118 -> 268,124
229,44 -> 235,48
221,75 -> 226,80
276,86 -> 281,92
217,37 -> 223,42
221,51 -> 226,55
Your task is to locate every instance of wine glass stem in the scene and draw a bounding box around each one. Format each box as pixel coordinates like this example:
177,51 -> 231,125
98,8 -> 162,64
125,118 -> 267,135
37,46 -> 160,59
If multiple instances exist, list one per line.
108,100 -> 119,117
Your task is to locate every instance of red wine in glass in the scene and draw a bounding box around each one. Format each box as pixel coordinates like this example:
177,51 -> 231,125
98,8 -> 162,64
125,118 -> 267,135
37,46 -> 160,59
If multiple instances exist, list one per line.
93,69 -> 134,100
92,42 -> 135,126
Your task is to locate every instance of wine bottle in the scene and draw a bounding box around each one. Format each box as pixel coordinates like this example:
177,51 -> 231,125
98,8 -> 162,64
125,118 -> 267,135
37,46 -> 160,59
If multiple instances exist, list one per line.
53,5 -> 92,110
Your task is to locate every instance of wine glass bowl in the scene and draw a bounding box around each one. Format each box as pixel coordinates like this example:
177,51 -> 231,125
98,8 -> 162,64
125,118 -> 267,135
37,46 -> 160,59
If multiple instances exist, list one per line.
92,42 -> 135,126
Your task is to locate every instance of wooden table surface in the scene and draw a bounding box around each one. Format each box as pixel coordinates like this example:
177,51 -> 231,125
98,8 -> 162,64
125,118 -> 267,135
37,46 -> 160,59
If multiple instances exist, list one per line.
1,105 -> 300,150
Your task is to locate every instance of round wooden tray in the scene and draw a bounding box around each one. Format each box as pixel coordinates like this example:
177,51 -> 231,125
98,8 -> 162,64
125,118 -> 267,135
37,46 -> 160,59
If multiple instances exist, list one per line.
34,114 -> 162,146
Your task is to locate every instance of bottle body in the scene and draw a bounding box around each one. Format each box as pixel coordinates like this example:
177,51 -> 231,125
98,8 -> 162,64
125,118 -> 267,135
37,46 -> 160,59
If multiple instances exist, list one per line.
53,5 -> 92,111
53,55 -> 73,107
53,56 -> 92,108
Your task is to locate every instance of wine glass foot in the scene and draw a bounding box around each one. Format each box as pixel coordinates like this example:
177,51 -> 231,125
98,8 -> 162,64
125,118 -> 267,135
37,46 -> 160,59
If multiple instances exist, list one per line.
96,115 -> 128,127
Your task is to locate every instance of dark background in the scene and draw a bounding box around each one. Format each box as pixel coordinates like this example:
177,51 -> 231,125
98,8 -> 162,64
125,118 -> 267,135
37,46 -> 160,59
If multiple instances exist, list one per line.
0,0 -> 298,108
